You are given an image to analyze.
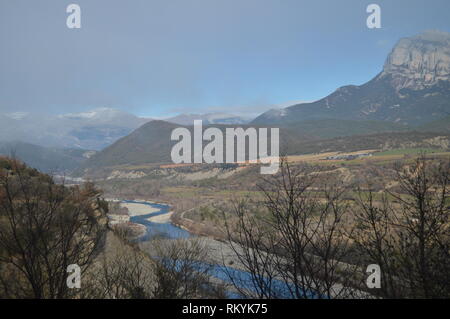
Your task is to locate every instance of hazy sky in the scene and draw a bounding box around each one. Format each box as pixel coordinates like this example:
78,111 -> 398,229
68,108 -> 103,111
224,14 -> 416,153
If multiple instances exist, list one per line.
1,0 -> 450,118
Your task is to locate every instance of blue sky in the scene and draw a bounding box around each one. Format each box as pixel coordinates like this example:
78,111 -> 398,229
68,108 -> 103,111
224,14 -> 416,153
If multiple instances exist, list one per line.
1,0 -> 450,118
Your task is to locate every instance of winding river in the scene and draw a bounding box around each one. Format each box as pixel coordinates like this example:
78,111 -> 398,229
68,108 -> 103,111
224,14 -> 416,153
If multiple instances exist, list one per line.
123,200 -> 191,241
122,199 -> 308,299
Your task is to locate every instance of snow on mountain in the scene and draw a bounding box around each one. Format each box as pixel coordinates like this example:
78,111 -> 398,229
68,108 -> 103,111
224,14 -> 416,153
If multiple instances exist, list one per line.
0,108 -> 152,150
5,112 -> 30,120
165,113 -> 250,125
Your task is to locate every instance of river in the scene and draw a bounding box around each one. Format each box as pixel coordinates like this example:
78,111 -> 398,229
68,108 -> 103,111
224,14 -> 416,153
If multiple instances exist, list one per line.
123,200 -> 191,241
121,199 -> 310,299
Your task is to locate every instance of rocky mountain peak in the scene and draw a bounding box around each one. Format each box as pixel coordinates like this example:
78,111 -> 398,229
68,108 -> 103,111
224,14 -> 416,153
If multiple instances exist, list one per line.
380,30 -> 450,91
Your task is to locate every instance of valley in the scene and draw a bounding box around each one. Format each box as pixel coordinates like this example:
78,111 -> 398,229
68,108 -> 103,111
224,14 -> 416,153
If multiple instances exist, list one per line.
1,27 -> 449,300
98,147 -> 450,239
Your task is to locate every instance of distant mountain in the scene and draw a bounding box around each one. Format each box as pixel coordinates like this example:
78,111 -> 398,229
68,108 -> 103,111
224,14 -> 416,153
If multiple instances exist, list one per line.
0,108 -> 151,150
166,113 -> 250,125
76,118 -> 450,177
10,30 -> 450,176
0,141 -> 93,173
78,120 -> 179,171
76,120 -> 308,174
253,30 -> 450,126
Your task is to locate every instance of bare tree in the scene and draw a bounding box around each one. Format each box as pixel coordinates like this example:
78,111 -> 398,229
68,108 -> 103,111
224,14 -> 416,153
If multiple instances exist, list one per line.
0,158 -> 107,298
148,238 -> 226,299
352,155 -> 450,298
85,235 -> 226,299
222,159 -> 360,299
84,238 -> 154,299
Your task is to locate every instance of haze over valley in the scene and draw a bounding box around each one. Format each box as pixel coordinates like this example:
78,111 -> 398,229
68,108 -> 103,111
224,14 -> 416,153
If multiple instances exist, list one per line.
1,1 -> 449,302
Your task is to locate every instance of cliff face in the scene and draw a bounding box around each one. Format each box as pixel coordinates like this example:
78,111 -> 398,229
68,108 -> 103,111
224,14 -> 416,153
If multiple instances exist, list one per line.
252,30 -> 450,126
381,30 -> 450,90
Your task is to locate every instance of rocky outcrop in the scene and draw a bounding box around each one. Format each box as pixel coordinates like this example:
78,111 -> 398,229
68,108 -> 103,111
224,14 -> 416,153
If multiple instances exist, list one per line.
251,30 -> 450,126
380,30 -> 450,91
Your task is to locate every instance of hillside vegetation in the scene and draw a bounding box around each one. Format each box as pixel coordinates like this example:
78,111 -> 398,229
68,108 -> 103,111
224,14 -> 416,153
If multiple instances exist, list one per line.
77,118 -> 450,175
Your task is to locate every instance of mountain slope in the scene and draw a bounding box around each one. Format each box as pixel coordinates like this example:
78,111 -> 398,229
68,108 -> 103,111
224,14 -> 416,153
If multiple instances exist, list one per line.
284,119 -> 410,140
280,131 -> 450,156
417,115 -> 450,133
253,31 -> 450,126
79,121 -> 180,169
77,120 -> 314,172
0,141 -> 92,173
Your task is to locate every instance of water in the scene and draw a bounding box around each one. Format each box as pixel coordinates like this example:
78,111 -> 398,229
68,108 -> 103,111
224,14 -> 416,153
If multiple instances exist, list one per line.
123,200 -> 191,241
122,200 -> 313,299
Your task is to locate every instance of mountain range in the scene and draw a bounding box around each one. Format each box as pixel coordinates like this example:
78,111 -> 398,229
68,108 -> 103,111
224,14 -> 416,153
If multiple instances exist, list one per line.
252,30 -> 450,126
77,30 -> 450,174
76,119 -> 450,177
0,107 -> 151,150
0,108 -> 252,151
2,30 -> 450,174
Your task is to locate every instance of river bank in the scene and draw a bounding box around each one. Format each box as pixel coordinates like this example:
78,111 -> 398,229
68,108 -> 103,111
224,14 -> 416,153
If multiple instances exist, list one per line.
171,209 -> 226,241
121,201 -> 160,216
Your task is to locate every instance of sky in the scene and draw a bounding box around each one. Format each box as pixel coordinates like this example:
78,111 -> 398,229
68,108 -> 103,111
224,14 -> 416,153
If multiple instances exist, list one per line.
1,0 -> 450,119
